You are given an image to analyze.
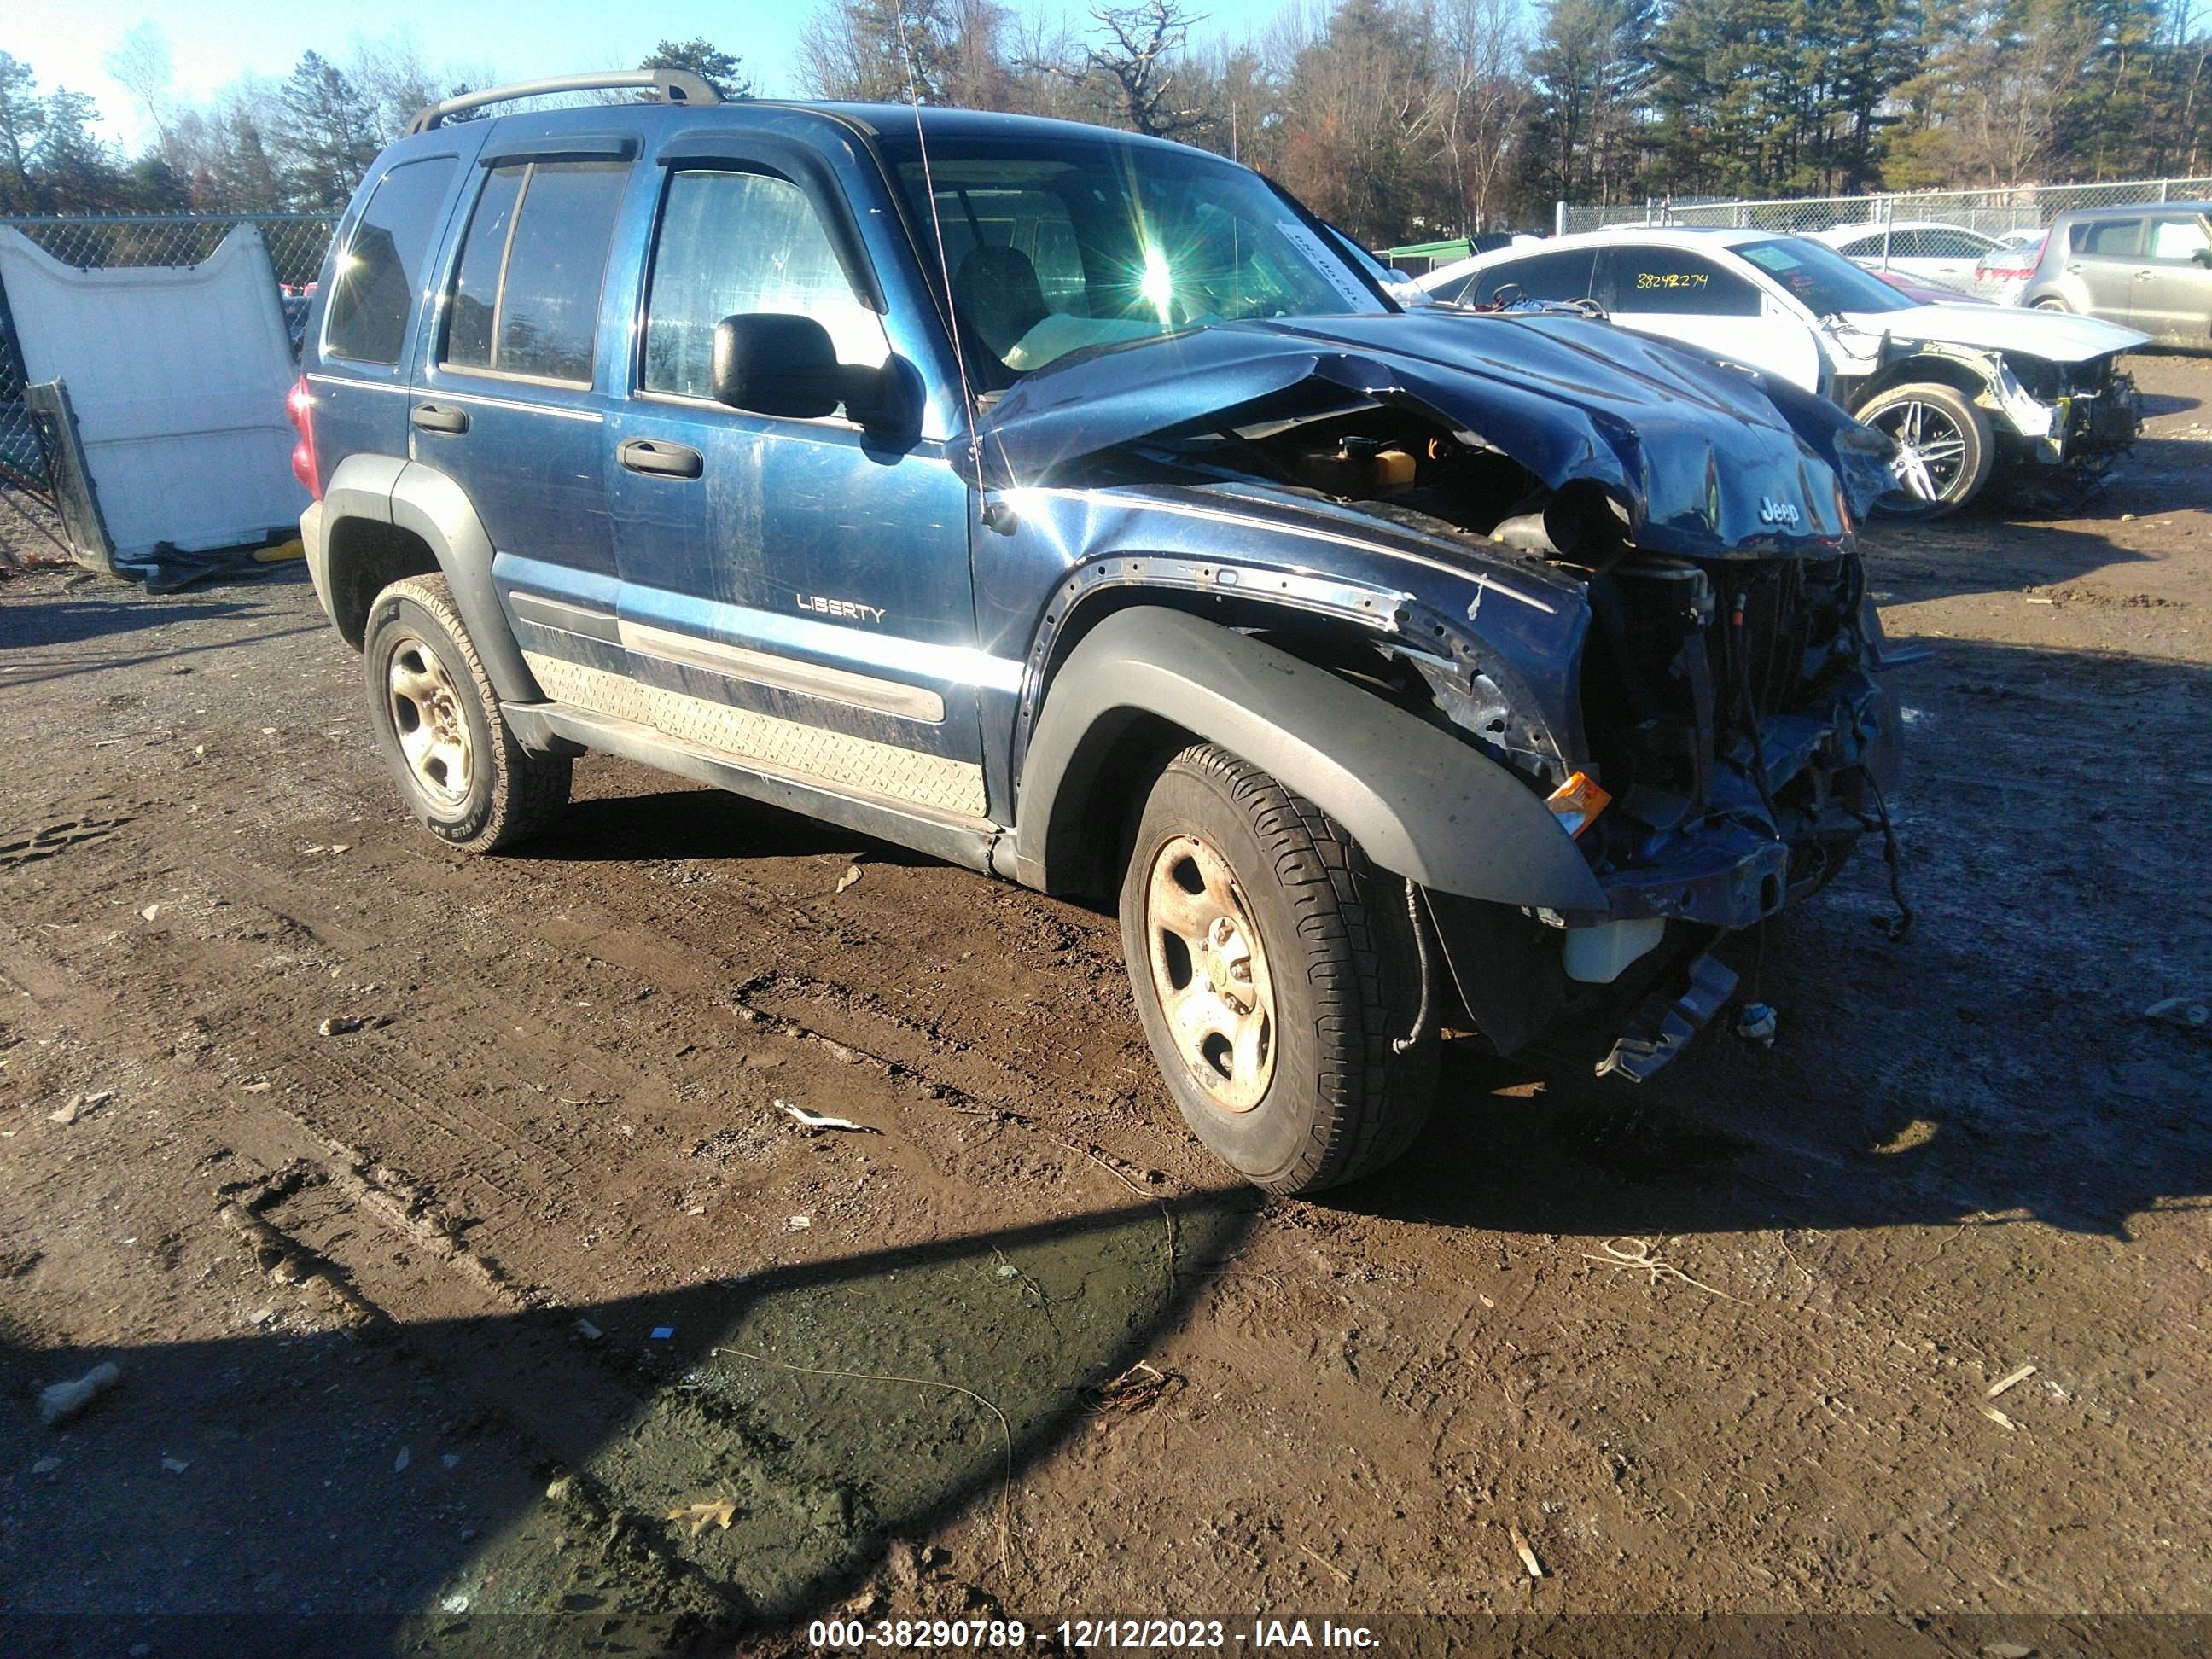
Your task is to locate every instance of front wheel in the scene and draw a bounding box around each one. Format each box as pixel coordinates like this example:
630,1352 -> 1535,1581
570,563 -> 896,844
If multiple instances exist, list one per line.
1117,744 -> 1437,1196
364,574 -> 571,852
1857,381 -> 1996,520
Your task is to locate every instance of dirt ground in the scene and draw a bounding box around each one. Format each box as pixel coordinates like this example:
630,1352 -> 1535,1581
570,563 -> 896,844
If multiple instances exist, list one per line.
2,353 -> 2208,1657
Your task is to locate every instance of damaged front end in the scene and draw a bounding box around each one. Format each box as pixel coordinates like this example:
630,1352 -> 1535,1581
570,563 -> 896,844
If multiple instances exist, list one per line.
983,310 -> 1909,1081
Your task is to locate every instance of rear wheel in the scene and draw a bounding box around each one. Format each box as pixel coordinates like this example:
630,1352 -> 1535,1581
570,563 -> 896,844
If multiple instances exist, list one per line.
1857,381 -> 1996,520
2031,297 -> 2072,312
364,574 -> 570,852
1117,744 -> 1437,1196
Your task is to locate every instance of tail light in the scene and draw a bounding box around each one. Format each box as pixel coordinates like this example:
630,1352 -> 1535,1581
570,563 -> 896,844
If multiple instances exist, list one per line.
286,375 -> 321,500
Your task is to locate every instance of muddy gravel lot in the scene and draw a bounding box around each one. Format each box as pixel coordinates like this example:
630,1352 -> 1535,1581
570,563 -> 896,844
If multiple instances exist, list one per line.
2,354 -> 2208,1656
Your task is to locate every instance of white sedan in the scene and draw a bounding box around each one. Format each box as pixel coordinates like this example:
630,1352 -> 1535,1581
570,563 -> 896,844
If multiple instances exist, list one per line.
1811,220 -> 2003,294
1418,228 -> 2148,517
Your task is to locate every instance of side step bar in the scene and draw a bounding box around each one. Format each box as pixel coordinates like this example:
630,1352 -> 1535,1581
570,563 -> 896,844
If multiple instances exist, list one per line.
502,700 -> 1004,876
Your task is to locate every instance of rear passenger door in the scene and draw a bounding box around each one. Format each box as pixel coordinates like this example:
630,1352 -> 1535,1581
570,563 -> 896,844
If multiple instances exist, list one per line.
308,151 -> 465,468
593,142 -> 988,823
1601,245 -> 1821,390
413,139 -> 636,628
2133,214 -> 2212,345
2068,218 -> 2146,323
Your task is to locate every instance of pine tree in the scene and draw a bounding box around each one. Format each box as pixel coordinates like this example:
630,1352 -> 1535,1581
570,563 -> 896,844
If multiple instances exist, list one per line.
274,51 -> 381,210
639,38 -> 752,98
0,52 -> 49,212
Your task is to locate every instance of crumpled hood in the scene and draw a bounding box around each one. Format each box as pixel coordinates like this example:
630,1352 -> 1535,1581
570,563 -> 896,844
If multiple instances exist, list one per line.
1842,301 -> 2150,364
975,310 -> 1896,557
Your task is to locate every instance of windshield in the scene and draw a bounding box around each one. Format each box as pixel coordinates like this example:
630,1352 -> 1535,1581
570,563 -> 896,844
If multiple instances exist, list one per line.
878,133 -> 1388,384
1738,236 -> 1918,315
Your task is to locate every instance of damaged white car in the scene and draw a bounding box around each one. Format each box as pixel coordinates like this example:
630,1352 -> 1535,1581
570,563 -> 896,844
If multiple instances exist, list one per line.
1422,227 -> 2149,518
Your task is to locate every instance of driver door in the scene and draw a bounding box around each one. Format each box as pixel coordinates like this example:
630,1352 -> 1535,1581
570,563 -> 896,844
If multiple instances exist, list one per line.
596,146 -> 989,822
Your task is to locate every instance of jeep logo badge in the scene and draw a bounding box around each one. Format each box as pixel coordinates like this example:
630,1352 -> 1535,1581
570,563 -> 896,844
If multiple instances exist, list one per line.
1759,495 -> 1801,528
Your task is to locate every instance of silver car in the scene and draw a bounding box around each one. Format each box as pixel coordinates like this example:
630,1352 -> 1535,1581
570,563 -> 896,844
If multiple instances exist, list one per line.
2021,202 -> 2212,346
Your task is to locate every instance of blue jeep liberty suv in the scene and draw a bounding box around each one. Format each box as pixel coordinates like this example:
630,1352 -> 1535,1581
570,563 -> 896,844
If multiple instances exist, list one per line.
292,69 -> 1906,1195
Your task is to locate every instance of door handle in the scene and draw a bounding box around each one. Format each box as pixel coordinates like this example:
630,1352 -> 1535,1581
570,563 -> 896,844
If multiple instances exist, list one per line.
618,439 -> 704,480
2065,262 -> 2083,273
410,403 -> 469,434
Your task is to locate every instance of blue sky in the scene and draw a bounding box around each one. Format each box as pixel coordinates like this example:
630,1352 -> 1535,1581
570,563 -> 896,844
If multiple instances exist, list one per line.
9,0 -> 1293,152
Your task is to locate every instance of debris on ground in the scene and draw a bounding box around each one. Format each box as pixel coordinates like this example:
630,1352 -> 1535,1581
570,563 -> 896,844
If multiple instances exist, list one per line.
777,1101 -> 876,1134
1982,1406 -> 2018,1430
1734,1002 -> 1778,1045
1987,1364 -> 2038,1399
31,1456 -> 61,1475
667,1497 -> 739,1535
317,1016 -> 366,1036
649,1326 -> 675,1341
572,1317 -> 602,1341
1087,1360 -> 1179,1414
48,1091 -> 113,1126
39,1361 -> 121,1425
137,904 -> 160,922
160,1456 -> 189,1474
835,863 -> 863,894
1508,1525 -> 1545,1579
785,1215 -> 812,1231
393,1447 -> 410,1473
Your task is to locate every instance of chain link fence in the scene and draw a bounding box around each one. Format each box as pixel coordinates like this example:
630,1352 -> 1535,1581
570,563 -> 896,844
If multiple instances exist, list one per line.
1,212 -> 336,527
1558,175 -> 2212,238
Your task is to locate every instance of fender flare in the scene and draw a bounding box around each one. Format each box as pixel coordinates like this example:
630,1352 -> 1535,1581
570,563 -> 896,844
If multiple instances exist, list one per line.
1011,606 -> 1605,912
318,455 -> 541,702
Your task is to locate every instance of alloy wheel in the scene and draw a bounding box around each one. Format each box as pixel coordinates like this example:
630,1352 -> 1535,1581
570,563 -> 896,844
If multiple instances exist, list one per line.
385,635 -> 475,809
1143,833 -> 1277,1112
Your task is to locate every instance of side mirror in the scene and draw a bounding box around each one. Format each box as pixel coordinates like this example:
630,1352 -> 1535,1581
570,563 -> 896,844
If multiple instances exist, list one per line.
711,312 -> 911,431
712,313 -> 846,419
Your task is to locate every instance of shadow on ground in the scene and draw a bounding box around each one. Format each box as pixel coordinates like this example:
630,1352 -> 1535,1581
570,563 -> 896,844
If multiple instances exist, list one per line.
2,1193 -> 1254,1656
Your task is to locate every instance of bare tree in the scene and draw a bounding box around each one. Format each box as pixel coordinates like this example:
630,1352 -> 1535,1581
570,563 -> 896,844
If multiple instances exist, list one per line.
1435,0 -> 1530,230
1078,1 -> 1211,137
103,22 -> 177,150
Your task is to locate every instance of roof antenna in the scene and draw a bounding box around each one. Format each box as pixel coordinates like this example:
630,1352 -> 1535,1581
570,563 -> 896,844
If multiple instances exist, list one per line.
894,8 -> 998,526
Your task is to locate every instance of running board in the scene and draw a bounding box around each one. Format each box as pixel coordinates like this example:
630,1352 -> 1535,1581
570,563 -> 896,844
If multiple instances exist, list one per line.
502,700 -> 1004,876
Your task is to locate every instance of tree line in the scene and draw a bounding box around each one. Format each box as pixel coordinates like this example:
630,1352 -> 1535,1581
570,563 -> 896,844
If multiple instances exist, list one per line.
3,3 -> 2208,247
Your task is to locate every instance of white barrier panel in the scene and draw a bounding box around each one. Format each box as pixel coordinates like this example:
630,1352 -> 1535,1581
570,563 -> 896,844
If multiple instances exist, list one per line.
0,224 -> 306,560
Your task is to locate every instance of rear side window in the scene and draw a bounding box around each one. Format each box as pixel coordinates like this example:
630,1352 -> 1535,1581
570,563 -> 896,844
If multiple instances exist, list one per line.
441,160 -> 629,385
2075,218 -> 2144,259
642,167 -> 888,400
1463,247 -> 1602,307
1610,247 -> 1762,316
323,157 -> 457,365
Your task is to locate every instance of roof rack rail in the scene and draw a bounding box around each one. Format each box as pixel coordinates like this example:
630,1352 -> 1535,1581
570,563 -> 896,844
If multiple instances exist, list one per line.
405,69 -> 721,136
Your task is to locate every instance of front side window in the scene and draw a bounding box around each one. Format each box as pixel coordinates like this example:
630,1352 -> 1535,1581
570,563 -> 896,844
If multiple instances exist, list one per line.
440,159 -> 628,384
324,156 -> 457,365
2148,215 -> 2211,263
876,134 -> 1387,384
1610,247 -> 1761,316
1920,229 -> 1994,258
642,167 -> 888,400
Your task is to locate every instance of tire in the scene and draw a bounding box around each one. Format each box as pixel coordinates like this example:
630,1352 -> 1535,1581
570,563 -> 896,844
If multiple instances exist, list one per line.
364,574 -> 570,853
1117,743 -> 1438,1196
1856,381 -> 1996,520
2031,298 -> 2071,313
